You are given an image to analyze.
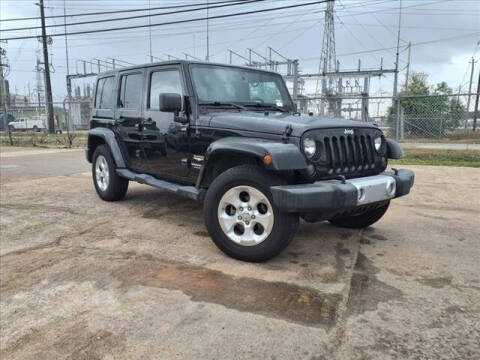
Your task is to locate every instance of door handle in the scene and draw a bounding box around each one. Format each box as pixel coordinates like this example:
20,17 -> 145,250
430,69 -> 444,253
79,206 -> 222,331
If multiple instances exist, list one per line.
118,116 -> 142,123
143,117 -> 155,125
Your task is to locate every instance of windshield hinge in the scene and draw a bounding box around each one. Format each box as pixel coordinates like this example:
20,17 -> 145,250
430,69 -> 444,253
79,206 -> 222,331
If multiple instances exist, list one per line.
282,124 -> 293,143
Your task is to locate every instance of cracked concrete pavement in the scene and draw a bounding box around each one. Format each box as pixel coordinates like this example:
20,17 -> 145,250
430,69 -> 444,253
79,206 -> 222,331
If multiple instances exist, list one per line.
0,147 -> 479,359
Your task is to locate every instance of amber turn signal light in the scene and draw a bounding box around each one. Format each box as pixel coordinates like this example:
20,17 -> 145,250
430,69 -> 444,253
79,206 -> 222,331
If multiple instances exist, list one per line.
263,154 -> 272,165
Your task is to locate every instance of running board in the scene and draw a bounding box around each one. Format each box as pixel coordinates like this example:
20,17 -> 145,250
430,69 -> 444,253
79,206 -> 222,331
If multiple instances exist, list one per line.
116,169 -> 200,201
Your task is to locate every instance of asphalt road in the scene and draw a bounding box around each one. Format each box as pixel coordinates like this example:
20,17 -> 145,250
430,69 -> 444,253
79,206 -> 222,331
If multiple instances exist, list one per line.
1,146 -> 479,360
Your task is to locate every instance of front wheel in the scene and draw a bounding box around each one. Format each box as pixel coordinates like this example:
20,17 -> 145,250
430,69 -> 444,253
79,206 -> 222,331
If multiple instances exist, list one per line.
92,145 -> 129,201
329,201 -> 390,229
203,165 -> 299,262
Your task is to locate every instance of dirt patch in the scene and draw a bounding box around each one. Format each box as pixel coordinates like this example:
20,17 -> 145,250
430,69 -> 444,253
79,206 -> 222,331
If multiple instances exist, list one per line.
346,253 -> 404,316
417,276 -> 453,289
1,244 -> 341,329
142,209 -> 166,219
115,256 -> 341,328
369,234 -> 387,241
193,231 -> 210,237
3,318 -> 126,360
0,203 -> 79,215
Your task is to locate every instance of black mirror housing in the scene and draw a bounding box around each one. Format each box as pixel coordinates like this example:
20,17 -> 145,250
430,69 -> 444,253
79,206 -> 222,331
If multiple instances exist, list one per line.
159,93 -> 182,113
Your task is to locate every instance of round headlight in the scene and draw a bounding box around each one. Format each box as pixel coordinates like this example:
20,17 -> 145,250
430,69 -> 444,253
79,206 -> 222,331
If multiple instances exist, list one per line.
374,136 -> 383,152
303,138 -> 316,158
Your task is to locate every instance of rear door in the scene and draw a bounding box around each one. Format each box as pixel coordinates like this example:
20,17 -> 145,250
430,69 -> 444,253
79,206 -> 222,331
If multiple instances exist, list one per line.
114,70 -> 149,173
142,65 -> 191,182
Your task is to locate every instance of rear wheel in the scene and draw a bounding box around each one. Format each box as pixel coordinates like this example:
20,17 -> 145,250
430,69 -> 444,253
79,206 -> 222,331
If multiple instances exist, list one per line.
92,145 -> 129,201
204,165 -> 299,262
329,201 -> 390,229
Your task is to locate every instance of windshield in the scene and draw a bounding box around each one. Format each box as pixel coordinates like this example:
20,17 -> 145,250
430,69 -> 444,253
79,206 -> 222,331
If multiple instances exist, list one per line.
190,64 -> 293,110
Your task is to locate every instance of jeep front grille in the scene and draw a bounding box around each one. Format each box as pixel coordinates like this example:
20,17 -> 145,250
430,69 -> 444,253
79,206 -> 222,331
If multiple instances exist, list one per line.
305,128 -> 386,179
323,135 -> 375,173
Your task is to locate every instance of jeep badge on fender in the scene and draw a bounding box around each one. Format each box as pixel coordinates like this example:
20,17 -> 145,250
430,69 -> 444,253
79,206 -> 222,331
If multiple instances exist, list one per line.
86,60 -> 414,262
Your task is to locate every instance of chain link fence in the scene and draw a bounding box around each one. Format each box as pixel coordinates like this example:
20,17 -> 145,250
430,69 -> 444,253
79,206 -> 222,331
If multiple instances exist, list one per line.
2,94 -> 478,146
1,98 -> 92,148
297,93 -> 478,142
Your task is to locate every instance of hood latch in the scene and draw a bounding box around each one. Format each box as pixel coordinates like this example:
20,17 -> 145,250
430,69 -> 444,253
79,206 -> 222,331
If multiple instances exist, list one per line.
282,124 -> 293,143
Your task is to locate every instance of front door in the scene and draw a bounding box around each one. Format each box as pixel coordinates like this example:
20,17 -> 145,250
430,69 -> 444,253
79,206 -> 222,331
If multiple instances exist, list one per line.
115,70 -> 148,173
142,66 -> 191,183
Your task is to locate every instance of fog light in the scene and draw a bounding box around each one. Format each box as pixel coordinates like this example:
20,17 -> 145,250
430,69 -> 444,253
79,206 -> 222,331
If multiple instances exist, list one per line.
358,187 -> 365,201
386,181 -> 396,196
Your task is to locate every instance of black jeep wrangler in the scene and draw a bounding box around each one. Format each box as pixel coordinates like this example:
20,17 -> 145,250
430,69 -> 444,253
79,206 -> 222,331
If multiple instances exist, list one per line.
87,61 -> 414,262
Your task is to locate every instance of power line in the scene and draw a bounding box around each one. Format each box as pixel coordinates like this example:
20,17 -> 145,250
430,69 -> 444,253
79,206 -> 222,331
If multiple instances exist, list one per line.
5,10 -> 321,51
0,0 -> 248,22
295,32 -> 480,61
2,0 -> 264,32
0,0 -> 332,41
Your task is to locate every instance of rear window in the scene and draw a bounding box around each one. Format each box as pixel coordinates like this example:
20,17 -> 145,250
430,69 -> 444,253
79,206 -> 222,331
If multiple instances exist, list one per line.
95,76 -> 115,109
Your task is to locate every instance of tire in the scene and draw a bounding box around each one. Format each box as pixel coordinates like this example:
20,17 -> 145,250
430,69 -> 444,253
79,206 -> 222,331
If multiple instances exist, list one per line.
33,125 -> 39,132
329,201 -> 390,229
92,145 -> 129,201
203,165 -> 299,262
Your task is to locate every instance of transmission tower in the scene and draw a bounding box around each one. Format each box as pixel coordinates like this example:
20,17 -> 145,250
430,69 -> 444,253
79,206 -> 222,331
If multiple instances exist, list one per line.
316,0 -> 337,115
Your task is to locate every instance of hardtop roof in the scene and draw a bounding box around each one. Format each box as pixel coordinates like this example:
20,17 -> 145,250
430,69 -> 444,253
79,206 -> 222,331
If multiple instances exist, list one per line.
97,60 -> 280,77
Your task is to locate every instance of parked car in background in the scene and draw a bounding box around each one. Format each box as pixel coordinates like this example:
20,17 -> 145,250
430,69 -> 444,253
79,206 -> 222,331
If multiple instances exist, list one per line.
8,116 -> 46,132
0,113 -> 15,131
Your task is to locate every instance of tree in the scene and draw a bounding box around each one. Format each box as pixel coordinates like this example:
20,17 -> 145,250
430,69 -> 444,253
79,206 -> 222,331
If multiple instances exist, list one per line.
387,73 -> 467,137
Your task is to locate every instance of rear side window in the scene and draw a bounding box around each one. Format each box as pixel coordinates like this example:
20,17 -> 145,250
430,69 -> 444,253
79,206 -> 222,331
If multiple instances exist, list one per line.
119,73 -> 143,109
95,78 -> 106,108
95,76 -> 115,109
149,70 -> 182,110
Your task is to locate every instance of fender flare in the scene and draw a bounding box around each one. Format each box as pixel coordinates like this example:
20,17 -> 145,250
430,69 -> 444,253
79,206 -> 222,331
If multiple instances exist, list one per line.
203,137 -> 309,171
87,128 -> 126,168
386,138 -> 404,159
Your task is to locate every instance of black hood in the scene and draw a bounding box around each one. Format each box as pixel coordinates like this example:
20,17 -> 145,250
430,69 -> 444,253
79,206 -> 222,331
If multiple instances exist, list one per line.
206,111 -> 377,137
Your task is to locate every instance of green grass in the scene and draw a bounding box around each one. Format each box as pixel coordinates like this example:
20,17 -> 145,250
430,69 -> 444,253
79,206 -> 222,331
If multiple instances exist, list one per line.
391,149 -> 480,167
0,132 -> 87,148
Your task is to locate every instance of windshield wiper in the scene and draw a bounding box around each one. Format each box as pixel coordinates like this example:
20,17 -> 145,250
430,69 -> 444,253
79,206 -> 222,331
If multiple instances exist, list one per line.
201,101 -> 248,110
245,103 -> 287,113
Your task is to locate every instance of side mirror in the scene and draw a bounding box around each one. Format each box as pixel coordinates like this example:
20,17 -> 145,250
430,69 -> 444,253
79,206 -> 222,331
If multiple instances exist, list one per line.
159,93 -> 182,113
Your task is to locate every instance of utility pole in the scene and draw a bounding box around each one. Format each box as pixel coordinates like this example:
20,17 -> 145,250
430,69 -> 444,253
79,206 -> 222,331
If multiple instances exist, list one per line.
404,41 -> 411,90
148,0 -> 153,63
465,57 -> 476,130
206,0 -> 210,61
38,0 -> 55,133
473,69 -> 479,132
393,0 -> 403,141
0,44 -> 13,145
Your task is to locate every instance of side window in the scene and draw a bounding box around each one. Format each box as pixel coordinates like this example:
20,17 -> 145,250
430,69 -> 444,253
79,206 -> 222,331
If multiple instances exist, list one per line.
95,78 -> 106,108
149,70 -> 182,110
119,73 -> 143,109
96,76 -> 115,109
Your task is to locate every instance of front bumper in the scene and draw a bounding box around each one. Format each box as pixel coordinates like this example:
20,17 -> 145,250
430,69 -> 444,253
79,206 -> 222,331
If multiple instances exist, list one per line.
270,169 -> 414,212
